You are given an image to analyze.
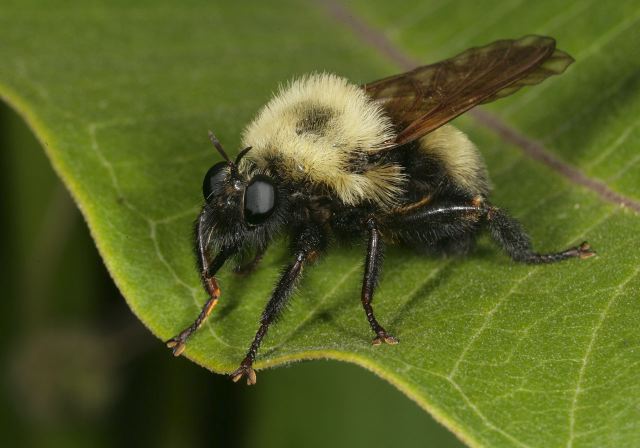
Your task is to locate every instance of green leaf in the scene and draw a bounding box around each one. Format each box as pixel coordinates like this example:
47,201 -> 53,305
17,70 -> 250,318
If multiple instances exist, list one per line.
1,1 -> 639,447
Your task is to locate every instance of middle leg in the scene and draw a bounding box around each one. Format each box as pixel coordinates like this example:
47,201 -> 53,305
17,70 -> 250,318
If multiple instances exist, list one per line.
362,217 -> 398,345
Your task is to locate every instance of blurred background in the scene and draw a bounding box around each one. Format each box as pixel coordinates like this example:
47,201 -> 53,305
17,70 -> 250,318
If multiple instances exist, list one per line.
0,101 -> 464,447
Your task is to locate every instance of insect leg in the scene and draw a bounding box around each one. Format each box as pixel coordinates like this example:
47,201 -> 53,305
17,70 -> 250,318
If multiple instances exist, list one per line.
361,217 -> 398,346
384,200 -> 485,248
230,224 -> 325,385
233,246 -> 266,276
166,210 -> 237,357
485,206 -> 595,263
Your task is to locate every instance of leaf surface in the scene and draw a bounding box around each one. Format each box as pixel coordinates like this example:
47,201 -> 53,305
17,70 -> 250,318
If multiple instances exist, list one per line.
1,1 -> 639,447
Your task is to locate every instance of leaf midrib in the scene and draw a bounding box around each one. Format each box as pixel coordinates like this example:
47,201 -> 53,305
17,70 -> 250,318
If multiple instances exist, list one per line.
319,0 -> 640,213
1,3 -> 636,447
315,1 -> 638,447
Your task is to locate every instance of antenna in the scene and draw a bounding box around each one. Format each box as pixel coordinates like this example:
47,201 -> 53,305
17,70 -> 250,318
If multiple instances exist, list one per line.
208,130 -> 230,163
235,146 -> 253,165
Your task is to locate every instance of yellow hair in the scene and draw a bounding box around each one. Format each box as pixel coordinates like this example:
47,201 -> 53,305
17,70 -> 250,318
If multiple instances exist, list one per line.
240,73 -> 405,207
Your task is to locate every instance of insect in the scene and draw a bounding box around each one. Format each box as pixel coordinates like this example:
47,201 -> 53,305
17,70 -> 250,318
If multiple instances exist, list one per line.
166,35 -> 595,385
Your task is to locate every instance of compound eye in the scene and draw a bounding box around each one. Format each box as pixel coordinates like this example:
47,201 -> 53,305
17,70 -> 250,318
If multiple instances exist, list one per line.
202,162 -> 229,201
244,176 -> 276,225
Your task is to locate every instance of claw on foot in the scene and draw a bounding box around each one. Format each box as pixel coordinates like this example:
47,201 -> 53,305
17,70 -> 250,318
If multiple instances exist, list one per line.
577,241 -> 596,259
372,333 -> 399,346
166,335 -> 187,357
230,364 -> 257,385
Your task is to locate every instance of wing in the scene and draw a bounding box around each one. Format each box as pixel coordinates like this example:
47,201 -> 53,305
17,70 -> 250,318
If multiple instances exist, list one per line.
363,35 -> 574,146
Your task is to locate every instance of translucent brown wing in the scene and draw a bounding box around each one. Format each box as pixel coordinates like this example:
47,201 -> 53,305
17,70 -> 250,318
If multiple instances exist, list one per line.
363,35 -> 574,146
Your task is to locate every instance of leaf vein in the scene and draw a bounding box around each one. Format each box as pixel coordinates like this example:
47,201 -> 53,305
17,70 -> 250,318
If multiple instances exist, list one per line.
566,264 -> 640,447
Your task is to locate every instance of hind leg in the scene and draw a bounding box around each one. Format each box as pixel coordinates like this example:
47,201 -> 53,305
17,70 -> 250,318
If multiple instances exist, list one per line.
485,205 -> 594,264
435,233 -> 478,256
383,197 -> 594,264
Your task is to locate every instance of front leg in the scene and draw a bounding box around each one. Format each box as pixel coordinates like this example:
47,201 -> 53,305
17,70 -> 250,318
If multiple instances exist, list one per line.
362,217 -> 398,346
231,224 -> 325,385
166,211 -> 237,356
